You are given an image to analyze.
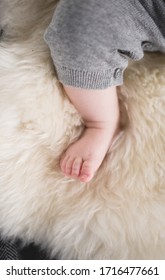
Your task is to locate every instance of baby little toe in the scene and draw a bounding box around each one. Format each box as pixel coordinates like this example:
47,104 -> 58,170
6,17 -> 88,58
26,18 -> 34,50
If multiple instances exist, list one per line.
60,154 -> 68,173
64,156 -> 75,176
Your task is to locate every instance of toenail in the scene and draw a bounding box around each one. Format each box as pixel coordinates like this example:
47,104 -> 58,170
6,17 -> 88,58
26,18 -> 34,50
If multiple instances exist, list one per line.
80,175 -> 88,180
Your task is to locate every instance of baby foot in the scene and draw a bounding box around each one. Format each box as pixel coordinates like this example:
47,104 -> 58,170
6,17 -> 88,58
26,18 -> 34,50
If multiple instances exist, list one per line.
60,126 -> 116,182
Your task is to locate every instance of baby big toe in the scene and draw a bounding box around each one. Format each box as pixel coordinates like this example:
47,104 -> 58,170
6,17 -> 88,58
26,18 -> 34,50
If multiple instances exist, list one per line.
79,161 -> 94,182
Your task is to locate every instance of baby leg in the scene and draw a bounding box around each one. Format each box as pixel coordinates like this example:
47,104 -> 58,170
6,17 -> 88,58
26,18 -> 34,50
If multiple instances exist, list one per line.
60,85 -> 119,182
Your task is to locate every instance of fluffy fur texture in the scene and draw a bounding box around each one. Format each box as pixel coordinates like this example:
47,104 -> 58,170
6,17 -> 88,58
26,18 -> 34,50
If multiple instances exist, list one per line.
0,0 -> 165,259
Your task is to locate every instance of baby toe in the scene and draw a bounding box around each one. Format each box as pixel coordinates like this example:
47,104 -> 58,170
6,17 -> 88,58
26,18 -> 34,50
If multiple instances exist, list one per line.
60,154 -> 69,174
64,156 -> 75,176
79,160 -> 94,182
71,157 -> 83,177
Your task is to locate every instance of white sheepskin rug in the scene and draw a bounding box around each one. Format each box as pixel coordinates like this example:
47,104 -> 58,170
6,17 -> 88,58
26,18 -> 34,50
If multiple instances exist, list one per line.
0,0 -> 165,260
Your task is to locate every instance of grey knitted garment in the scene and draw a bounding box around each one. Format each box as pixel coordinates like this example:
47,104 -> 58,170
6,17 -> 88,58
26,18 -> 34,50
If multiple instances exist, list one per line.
44,0 -> 165,89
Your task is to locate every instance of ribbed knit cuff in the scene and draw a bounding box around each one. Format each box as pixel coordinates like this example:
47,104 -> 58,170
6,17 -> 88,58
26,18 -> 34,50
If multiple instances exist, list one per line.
55,64 -> 123,89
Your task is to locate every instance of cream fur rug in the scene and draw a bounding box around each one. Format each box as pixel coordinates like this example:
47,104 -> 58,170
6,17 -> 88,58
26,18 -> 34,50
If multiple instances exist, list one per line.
0,0 -> 165,259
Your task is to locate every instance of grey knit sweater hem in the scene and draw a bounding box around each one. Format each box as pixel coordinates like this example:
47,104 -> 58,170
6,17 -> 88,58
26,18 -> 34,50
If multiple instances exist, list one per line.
54,64 -> 123,89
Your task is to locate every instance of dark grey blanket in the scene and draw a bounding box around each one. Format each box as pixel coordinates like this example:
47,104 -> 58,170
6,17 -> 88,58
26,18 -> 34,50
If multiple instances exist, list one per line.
0,237 -> 50,260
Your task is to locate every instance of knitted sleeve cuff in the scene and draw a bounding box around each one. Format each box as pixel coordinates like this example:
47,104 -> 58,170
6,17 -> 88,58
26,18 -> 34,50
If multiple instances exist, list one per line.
55,64 -> 124,89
